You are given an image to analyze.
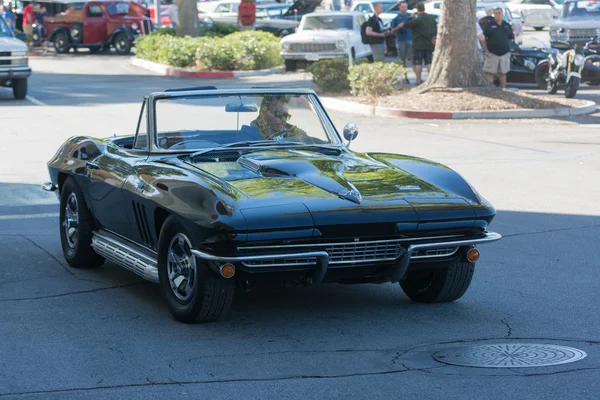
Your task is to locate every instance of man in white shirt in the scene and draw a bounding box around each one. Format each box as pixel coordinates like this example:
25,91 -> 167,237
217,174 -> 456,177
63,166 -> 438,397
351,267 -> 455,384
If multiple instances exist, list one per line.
168,0 -> 179,28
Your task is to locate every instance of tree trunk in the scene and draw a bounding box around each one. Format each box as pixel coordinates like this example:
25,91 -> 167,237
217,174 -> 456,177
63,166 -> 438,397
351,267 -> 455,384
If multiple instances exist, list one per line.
176,0 -> 200,37
419,0 -> 488,91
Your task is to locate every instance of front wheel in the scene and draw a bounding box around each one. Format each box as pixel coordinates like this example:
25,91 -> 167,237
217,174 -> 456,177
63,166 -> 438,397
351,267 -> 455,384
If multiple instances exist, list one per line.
565,76 -> 580,98
59,177 -> 105,268
400,254 -> 475,303
158,216 -> 235,323
12,78 -> 27,99
113,33 -> 132,55
53,32 -> 71,54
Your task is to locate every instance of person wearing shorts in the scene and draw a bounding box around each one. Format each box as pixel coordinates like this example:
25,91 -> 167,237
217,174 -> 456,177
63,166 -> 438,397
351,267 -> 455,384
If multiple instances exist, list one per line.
481,7 -> 514,89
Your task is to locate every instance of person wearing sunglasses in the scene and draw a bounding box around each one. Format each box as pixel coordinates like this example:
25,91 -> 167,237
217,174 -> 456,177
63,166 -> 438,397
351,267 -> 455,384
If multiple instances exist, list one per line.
247,95 -> 308,141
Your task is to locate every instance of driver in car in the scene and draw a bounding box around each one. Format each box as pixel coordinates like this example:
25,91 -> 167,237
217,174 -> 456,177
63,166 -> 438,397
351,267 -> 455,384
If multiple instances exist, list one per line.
243,95 -> 308,141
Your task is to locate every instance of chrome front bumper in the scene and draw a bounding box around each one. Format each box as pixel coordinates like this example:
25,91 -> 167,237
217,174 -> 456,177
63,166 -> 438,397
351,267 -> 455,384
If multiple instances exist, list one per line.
0,65 -> 32,80
192,231 -> 502,283
281,51 -> 347,61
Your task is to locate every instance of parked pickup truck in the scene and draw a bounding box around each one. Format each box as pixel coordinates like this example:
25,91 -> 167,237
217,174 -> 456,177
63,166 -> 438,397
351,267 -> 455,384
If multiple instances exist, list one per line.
44,1 -> 152,55
0,15 -> 30,100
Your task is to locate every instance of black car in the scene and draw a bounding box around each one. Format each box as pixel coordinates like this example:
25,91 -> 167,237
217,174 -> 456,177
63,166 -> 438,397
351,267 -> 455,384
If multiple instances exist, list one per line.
43,88 -> 501,323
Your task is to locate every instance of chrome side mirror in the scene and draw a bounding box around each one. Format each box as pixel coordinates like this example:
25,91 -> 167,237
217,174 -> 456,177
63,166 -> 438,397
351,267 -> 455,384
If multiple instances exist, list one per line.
343,122 -> 359,148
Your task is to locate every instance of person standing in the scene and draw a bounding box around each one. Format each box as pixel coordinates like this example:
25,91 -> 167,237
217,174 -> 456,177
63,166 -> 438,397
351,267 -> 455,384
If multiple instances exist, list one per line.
397,2 -> 437,85
22,1 -> 36,44
237,0 -> 256,31
1,3 -> 15,31
481,7 -> 514,89
390,1 -> 412,83
168,0 -> 179,28
365,2 -> 390,62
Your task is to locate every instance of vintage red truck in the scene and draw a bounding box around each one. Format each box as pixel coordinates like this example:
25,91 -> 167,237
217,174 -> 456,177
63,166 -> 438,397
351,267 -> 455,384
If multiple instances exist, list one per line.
44,1 -> 153,55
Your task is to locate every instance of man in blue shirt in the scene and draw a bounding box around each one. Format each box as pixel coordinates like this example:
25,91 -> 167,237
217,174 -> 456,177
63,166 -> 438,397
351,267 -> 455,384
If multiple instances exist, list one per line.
390,1 -> 412,68
0,2 -> 14,31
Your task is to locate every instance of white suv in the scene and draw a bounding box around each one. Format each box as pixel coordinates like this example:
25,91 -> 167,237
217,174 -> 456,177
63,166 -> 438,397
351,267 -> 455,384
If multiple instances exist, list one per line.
0,16 -> 30,99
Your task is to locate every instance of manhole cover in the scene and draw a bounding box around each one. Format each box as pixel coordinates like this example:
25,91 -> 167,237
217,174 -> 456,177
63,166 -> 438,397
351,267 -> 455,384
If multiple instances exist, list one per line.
433,343 -> 587,368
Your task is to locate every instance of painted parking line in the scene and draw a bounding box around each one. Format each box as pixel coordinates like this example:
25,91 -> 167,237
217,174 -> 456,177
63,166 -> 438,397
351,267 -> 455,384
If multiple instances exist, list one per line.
25,95 -> 48,106
0,213 -> 59,220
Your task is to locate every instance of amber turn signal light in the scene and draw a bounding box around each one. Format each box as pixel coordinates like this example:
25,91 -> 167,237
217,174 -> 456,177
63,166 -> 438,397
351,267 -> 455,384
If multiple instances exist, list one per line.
220,263 -> 236,279
466,248 -> 480,263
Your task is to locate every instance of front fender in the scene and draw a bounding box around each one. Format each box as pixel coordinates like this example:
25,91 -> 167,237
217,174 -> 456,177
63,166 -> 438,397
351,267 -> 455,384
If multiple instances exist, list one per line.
108,27 -> 135,43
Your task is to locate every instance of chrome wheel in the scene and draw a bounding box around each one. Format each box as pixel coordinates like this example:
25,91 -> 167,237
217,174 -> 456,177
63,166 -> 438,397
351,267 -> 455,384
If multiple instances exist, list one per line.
63,193 -> 79,249
116,39 -> 126,51
167,233 -> 197,302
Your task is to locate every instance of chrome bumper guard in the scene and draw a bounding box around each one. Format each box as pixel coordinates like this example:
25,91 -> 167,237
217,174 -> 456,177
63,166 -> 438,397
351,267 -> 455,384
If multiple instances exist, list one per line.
191,231 -> 502,284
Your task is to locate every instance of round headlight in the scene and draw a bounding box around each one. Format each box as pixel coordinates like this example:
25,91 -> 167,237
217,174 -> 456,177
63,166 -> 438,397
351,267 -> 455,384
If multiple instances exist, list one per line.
574,54 -> 584,66
336,40 -> 346,50
281,42 -> 290,51
131,22 -> 139,30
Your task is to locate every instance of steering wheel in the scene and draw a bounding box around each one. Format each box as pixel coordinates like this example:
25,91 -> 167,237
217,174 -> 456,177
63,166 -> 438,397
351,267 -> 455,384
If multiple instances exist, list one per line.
266,129 -> 288,141
168,140 -> 220,150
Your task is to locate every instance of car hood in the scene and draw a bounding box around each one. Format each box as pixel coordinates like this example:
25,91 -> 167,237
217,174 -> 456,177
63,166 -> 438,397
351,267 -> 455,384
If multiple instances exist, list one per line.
0,36 -> 28,52
283,29 -> 349,42
183,149 -> 485,235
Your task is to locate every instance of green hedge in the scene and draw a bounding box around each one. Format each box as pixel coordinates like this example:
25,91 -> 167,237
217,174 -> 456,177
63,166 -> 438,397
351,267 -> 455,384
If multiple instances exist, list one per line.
307,59 -> 351,92
135,30 -> 282,71
348,62 -> 408,97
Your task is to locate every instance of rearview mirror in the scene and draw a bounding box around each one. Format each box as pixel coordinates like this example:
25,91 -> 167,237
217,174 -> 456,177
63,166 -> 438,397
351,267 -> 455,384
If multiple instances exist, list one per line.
225,102 -> 259,113
343,122 -> 359,147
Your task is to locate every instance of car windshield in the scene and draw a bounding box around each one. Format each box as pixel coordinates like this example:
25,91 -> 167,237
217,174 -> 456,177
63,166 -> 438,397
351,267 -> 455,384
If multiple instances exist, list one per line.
302,15 -> 353,30
256,5 -> 288,18
154,94 -> 340,151
379,1 -> 397,9
106,2 -> 129,15
0,16 -> 12,38
562,1 -> 600,18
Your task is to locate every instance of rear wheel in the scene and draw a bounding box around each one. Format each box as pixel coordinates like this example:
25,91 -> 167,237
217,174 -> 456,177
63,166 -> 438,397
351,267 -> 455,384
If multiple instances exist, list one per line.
53,32 -> 71,54
12,78 -> 27,100
400,254 -> 475,303
158,216 -> 235,323
534,62 -> 550,89
285,59 -> 297,72
565,76 -> 580,98
59,177 -> 104,268
113,32 -> 132,55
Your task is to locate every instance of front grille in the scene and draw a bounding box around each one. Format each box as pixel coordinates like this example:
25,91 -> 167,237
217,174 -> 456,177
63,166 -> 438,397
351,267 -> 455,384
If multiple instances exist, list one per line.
289,42 -> 337,52
567,29 -> 600,40
243,257 -> 317,268
0,52 -> 10,57
0,58 -> 27,66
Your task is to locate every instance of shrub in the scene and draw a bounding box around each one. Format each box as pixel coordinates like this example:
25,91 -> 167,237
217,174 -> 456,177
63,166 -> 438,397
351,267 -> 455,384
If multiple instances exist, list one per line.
153,27 -> 176,36
307,59 -> 350,92
348,62 -> 408,97
135,31 -> 283,71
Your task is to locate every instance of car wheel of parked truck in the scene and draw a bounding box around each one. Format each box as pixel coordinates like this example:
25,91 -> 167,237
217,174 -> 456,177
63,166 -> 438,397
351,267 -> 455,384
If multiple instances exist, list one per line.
400,250 -> 475,303
53,32 -> 71,54
113,33 -> 132,55
12,78 -> 27,100
158,216 -> 235,323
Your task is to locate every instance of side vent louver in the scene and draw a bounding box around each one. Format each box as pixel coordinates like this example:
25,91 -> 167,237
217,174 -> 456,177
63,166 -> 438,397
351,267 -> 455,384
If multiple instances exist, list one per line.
133,201 -> 154,249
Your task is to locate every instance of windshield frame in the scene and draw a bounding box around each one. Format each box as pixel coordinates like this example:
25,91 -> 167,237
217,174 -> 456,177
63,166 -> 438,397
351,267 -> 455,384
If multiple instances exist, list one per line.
0,16 -> 14,38
148,90 -> 344,154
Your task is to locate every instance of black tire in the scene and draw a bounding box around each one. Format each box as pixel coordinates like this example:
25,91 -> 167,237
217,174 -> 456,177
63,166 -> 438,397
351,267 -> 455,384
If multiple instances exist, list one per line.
88,45 -> 102,53
534,27 -> 544,31
157,216 -> 235,323
400,254 -> 475,303
565,76 -> 580,98
366,54 -> 374,62
53,32 -> 71,54
59,177 -> 105,268
12,78 -> 27,100
547,78 -> 559,94
278,29 -> 290,38
113,32 -> 132,55
285,59 -> 297,72
534,62 -> 550,90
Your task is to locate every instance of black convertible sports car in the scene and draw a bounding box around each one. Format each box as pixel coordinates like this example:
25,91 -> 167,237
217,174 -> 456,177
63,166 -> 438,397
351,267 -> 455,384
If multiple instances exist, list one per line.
43,88 -> 501,323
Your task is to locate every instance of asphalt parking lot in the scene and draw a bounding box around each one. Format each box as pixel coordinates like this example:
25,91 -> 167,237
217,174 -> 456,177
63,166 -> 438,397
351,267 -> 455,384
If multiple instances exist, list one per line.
1,28 -> 600,398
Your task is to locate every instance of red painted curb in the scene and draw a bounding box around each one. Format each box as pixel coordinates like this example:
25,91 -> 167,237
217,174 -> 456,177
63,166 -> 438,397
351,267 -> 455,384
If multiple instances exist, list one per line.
375,107 -> 453,119
167,67 -> 234,79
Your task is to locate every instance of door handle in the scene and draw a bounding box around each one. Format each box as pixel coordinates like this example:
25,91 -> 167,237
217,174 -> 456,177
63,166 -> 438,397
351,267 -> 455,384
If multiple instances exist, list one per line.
86,161 -> 100,170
